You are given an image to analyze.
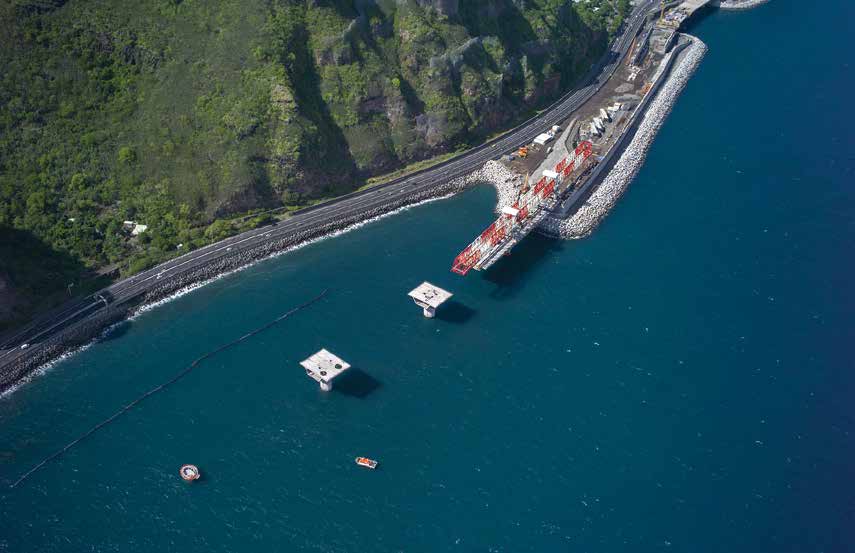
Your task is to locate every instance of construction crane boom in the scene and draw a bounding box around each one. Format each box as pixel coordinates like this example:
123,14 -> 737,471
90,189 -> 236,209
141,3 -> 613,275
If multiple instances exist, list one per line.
450,141 -> 593,275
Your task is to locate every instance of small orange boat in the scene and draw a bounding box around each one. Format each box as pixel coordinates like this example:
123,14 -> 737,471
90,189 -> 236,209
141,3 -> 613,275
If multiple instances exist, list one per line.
355,457 -> 378,469
180,464 -> 201,481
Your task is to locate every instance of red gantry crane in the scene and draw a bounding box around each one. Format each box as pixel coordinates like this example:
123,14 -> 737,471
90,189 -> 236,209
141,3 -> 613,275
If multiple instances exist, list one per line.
451,141 -> 592,275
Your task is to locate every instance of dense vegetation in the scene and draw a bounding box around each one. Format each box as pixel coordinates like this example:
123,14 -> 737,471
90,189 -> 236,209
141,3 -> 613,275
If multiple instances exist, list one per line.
0,0 -> 629,331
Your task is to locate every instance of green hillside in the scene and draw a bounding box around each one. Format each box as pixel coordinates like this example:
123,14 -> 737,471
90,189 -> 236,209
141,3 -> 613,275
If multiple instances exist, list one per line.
0,0 -> 628,331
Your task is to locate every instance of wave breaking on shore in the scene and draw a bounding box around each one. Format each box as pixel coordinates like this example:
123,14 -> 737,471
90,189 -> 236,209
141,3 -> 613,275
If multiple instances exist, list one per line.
1,193 -> 458,400
0,23 -> 732,397
133,193 -> 456,318
714,0 -> 770,10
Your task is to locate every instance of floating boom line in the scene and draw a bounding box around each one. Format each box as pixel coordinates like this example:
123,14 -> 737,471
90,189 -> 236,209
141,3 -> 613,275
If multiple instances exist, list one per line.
9,289 -> 329,489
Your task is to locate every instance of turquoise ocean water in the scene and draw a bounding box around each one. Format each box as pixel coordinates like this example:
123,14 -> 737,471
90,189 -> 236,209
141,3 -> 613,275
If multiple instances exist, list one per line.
2,2 -> 854,551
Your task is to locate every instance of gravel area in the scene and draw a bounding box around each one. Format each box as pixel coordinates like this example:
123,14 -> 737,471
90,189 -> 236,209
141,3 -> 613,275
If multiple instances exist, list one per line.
543,35 -> 708,239
463,160 -> 523,214
1,172 -> 480,395
1,25 -> 725,394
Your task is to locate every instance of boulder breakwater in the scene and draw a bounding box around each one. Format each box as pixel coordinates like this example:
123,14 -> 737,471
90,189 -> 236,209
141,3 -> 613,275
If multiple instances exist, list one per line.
0,25 -> 722,395
470,35 -> 709,241
0,176 -> 474,395
714,0 -> 770,9
471,161 -> 525,214
540,35 -> 708,239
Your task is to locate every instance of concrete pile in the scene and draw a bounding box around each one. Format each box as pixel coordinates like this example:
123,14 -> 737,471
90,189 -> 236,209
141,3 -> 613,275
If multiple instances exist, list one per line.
3,167 -> 483,393
2,30 -> 722,393
142,160 -> 522,331
134,165 -> 514,349
142,176 -> 477,304
544,36 -> 708,239
136,164 -> 520,334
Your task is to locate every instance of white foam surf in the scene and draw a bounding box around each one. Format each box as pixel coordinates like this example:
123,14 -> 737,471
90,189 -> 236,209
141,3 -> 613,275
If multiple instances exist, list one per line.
1,192 -> 456,399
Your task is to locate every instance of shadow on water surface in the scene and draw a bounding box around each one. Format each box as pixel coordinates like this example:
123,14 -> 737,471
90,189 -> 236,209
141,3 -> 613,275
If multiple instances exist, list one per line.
435,300 -> 476,324
333,368 -> 382,399
483,233 -> 565,300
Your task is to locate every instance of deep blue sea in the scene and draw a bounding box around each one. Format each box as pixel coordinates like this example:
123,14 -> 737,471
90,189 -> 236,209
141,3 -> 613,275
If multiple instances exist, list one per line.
2,2 -> 854,551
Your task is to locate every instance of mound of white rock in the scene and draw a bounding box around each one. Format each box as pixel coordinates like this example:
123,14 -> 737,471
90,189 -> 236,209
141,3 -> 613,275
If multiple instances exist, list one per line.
547,35 -> 708,239
452,160 -> 523,213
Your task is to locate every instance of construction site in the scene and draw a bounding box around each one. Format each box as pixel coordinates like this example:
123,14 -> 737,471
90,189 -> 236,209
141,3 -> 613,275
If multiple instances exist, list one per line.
450,0 -> 713,276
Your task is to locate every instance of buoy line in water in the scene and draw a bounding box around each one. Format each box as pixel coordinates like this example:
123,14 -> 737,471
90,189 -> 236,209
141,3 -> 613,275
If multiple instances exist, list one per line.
9,289 -> 329,489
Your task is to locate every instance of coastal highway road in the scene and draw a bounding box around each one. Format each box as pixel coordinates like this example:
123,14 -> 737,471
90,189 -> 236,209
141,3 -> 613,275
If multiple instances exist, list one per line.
0,0 -> 657,376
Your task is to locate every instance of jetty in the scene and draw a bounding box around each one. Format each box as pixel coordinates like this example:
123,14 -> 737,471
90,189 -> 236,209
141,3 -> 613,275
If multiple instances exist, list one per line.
449,0 -> 717,260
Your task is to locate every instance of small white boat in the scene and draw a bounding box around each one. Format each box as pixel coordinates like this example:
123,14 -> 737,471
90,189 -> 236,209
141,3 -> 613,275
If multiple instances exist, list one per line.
355,457 -> 378,469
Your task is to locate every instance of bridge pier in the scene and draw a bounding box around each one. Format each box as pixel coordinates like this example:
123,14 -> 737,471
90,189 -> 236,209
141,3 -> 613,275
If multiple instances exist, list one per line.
408,282 -> 452,318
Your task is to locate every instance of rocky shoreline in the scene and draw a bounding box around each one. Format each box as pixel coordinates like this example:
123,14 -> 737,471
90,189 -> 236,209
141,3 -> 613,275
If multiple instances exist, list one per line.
539,35 -> 707,239
0,25 -> 720,396
714,0 -> 770,10
475,161 -> 525,214
1,175 -> 480,396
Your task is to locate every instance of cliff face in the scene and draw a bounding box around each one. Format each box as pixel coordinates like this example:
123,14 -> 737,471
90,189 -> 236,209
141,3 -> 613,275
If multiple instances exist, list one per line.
0,0 -> 625,322
263,0 -> 615,199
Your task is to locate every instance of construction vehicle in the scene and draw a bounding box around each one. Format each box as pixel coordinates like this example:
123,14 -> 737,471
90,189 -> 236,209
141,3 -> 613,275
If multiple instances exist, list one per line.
517,146 -> 528,158
451,141 -> 592,276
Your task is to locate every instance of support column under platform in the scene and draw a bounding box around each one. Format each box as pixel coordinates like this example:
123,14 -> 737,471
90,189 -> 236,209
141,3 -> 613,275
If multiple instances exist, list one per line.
300,348 -> 351,392
407,282 -> 453,319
